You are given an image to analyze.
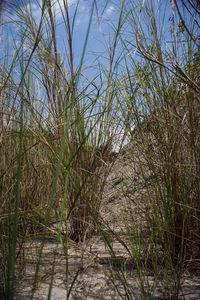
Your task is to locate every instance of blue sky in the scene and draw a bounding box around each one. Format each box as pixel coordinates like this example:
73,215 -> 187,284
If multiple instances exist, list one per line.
0,0 -> 127,94
2,0 -> 198,98
1,0 -> 198,75
2,1 -> 118,71
2,0 -> 191,78
1,0 -> 198,149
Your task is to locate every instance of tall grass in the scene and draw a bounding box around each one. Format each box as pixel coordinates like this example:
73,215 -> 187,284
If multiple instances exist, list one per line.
105,1 -> 200,299
0,0 -> 199,299
0,1 -> 117,298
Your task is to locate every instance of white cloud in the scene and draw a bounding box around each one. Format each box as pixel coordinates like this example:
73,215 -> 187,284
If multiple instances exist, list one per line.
105,5 -> 115,17
24,0 -> 79,21
51,0 -> 77,17
23,1 -> 41,20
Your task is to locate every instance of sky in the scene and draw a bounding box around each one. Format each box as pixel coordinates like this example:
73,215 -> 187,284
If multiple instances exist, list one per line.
2,0 -> 198,101
1,0 -> 120,79
1,0 -> 198,77
2,0 -> 191,81
0,0 -> 198,149
0,0 -> 127,149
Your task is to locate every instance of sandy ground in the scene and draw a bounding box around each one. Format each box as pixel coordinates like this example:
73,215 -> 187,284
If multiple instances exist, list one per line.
7,142 -> 200,299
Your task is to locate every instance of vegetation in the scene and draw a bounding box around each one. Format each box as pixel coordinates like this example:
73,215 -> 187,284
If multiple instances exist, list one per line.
0,0 -> 199,299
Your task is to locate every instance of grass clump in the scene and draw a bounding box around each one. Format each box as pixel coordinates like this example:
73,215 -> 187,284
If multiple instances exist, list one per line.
0,0 -> 199,299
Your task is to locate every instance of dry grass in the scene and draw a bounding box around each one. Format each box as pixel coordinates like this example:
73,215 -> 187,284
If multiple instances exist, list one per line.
0,0 -> 199,299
